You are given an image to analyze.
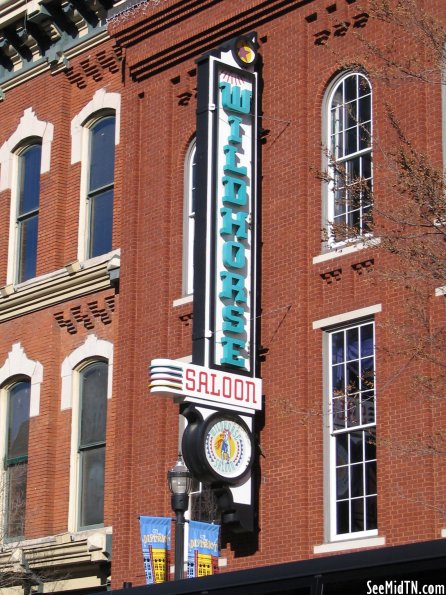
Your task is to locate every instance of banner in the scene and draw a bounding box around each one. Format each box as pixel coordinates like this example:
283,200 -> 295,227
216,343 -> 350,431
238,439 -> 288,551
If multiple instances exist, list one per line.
139,516 -> 171,584
187,521 -> 220,578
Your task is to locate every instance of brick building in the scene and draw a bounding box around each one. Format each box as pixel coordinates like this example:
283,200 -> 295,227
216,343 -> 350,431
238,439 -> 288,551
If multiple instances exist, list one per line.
0,0 -> 445,593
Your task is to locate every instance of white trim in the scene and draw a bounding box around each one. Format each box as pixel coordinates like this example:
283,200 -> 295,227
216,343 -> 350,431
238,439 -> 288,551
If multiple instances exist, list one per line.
1,109 -> 54,285
61,334 -> 113,411
0,249 -> 119,322
71,90 -> 120,262
435,286 -> 446,297
0,108 -> 53,191
441,528 -> 446,538
183,139 -> 196,296
71,89 -> 121,165
0,342 -> 43,417
64,337 -> 113,532
313,238 -> 381,264
173,295 -> 193,307
322,71 -> 373,249
313,535 -> 385,554
312,304 -> 382,330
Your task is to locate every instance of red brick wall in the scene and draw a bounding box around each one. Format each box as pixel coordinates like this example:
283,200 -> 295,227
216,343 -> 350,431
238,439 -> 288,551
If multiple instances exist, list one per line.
0,0 -> 445,589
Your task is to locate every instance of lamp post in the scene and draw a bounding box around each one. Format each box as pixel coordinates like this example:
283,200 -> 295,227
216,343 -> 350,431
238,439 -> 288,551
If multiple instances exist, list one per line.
168,454 -> 192,580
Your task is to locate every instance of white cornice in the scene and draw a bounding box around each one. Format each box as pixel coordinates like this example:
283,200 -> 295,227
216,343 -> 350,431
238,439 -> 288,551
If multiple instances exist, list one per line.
0,250 -> 120,322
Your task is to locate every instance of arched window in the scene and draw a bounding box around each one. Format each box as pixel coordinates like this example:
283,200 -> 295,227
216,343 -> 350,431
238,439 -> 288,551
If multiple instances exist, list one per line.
326,72 -> 372,244
77,360 -> 108,528
86,116 -> 116,258
15,143 -> 42,283
183,139 -> 196,296
4,379 -> 31,538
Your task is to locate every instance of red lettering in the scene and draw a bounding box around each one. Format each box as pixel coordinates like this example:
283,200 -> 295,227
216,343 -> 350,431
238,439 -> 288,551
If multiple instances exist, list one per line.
185,368 -> 196,391
246,380 -> 256,403
222,376 -> 232,398
209,373 -> 221,396
198,371 -> 209,393
234,378 -> 244,400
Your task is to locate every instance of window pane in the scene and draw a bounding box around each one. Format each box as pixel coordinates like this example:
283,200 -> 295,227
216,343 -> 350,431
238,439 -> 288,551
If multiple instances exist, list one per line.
365,495 -> 377,530
359,94 -> 371,124
336,500 -> 349,534
89,117 -> 116,191
365,461 -> 377,495
6,462 -> 27,538
351,497 -> 365,532
350,432 -> 363,463
8,381 -> 30,460
344,75 -> 357,103
346,361 -> 359,394
365,431 -> 376,460
80,362 -> 108,447
360,323 -> 374,357
17,214 -> 38,283
346,327 -> 359,360
18,145 -> 41,215
336,433 -> 348,466
345,100 -> 357,130
89,189 -> 114,258
361,392 -> 375,425
331,332 -> 344,364
346,126 -> 357,156
190,145 -> 197,215
80,446 -> 105,527
350,464 -> 364,497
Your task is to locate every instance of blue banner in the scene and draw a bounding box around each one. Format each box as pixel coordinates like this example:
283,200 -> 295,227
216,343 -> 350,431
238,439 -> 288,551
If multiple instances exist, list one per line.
187,521 -> 220,578
139,516 -> 171,584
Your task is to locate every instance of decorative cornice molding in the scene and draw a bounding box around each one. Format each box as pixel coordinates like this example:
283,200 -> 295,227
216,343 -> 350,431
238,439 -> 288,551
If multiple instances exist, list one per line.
0,1 -> 121,95
0,530 -> 111,573
0,251 -> 120,322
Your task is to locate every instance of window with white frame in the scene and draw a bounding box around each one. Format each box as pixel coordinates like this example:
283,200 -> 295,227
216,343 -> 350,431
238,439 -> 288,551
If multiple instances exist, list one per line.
327,72 -> 373,244
85,115 -> 116,259
15,143 -> 42,283
62,335 -> 112,532
0,108 -> 53,286
71,90 -> 120,263
183,139 -> 196,296
77,359 -> 108,529
0,344 -> 42,541
3,378 -> 31,539
328,320 -> 377,538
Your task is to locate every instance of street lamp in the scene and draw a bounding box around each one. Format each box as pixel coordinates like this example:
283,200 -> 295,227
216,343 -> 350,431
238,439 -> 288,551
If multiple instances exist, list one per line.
168,454 -> 192,580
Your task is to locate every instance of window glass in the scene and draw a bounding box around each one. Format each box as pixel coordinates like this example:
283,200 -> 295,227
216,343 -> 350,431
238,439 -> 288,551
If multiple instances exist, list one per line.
80,446 -> 105,527
89,117 -> 115,192
328,73 -> 372,242
87,116 -> 115,258
80,361 -> 108,446
7,381 -> 30,459
17,144 -> 41,282
329,322 -> 377,537
79,361 -> 108,528
6,380 -> 31,538
184,140 -> 196,295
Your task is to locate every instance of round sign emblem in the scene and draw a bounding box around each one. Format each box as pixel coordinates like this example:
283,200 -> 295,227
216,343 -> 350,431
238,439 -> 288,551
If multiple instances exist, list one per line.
231,35 -> 258,68
204,415 -> 253,483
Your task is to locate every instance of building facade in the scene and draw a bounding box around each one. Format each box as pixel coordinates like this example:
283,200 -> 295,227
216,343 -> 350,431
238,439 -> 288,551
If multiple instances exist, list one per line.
0,0 -> 445,593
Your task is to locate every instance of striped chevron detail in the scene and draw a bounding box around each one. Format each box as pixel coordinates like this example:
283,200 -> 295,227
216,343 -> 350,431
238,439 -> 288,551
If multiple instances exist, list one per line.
149,361 -> 184,393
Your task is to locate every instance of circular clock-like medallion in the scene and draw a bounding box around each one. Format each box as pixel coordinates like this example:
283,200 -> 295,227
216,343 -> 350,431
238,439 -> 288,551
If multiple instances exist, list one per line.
204,415 -> 253,483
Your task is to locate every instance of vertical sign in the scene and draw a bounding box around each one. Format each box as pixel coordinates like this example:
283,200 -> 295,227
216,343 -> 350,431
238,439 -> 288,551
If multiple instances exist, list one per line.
193,36 -> 259,376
